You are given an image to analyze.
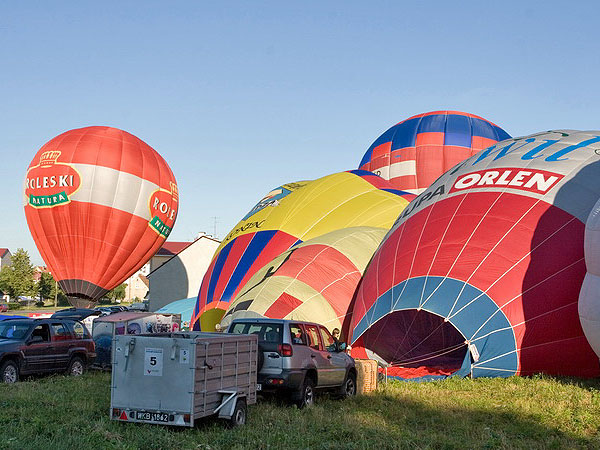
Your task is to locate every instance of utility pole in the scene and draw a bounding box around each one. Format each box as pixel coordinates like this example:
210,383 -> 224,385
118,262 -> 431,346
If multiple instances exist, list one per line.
54,279 -> 57,308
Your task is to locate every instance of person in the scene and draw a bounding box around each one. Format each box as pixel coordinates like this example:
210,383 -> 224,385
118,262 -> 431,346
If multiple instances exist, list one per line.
332,328 -> 341,343
331,328 -> 347,352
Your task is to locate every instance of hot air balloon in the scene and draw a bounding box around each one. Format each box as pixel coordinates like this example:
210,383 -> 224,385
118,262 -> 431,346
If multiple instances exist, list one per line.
219,226 -> 388,335
579,198 -> 600,358
358,111 -> 511,194
351,130 -> 600,379
191,170 -> 415,331
23,126 -> 178,307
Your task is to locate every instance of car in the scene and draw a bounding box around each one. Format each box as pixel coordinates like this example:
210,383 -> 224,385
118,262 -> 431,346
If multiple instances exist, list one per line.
94,306 -> 116,316
226,318 -> 356,408
0,317 -> 96,383
0,304 -> 8,313
128,302 -> 148,312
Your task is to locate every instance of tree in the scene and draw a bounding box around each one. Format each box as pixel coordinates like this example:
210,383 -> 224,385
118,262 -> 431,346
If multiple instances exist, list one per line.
106,283 -> 127,302
0,249 -> 35,299
37,272 -> 54,302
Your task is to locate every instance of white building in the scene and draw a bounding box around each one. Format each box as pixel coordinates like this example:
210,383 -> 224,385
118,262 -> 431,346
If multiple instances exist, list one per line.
148,233 -> 220,311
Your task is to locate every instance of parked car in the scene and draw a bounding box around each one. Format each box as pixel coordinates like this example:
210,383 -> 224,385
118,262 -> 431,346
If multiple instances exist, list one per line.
0,317 -> 96,383
226,318 -> 356,408
0,304 -> 8,313
94,306 -> 116,316
128,302 -> 148,312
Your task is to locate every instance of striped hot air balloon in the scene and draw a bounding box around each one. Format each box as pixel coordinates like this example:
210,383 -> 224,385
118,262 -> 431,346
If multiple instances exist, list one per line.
351,130 -> 600,379
191,170 -> 415,331
23,126 -> 178,307
219,226 -> 388,336
359,111 -> 511,194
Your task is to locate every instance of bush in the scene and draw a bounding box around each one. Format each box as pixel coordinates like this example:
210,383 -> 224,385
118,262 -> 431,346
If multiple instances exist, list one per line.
35,301 -> 45,307
7,302 -> 22,310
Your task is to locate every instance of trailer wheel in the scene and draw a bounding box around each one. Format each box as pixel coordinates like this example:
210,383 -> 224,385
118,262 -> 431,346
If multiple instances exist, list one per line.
227,398 -> 247,428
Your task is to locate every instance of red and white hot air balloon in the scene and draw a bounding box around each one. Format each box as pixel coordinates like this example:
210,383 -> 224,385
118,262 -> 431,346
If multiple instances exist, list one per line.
23,126 -> 178,307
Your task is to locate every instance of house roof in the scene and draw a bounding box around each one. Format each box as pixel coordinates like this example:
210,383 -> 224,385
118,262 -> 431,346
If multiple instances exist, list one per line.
139,274 -> 149,288
0,248 -> 9,258
155,241 -> 193,257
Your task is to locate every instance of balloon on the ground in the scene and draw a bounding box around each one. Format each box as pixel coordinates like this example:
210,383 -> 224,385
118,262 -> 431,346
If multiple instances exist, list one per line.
191,170 -> 415,331
579,198 -> 600,358
351,130 -> 600,379
23,126 -> 178,307
358,111 -> 511,194
219,226 -> 388,335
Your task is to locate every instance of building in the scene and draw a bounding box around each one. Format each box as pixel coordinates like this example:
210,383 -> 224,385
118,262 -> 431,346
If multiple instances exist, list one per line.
121,242 -> 193,302
148,233 -> 220,311
33,266 -> 49,282
150,241 -> 195,272
124,273 -> 150,302
0,249 -> 12,269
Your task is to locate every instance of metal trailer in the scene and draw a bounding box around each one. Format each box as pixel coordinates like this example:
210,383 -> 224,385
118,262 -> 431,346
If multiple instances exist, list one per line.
110,332 -> 258,427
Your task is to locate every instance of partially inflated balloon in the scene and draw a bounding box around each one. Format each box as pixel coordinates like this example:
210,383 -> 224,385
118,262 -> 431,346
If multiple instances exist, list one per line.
352,130 -> 600,379
23,126 -> 178,306
191,171 -> 415,331
579,198 -> 600,357
359,111 -> 511,193
219,227 -> 387,335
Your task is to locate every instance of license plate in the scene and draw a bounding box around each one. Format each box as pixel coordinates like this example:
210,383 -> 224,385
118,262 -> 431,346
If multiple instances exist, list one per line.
132,411 -> 170,423
256,383 -> 262,391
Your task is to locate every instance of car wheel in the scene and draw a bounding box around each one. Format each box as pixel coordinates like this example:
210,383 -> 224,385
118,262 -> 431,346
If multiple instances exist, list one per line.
227,398 -> 247,428
1,360 -> 19,384
294,376 -> 315,409
67,357 -> 85,376
339,371 -> 357,399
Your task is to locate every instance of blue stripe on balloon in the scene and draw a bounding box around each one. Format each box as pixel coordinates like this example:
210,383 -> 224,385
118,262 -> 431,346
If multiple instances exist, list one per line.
390,117 -> 420,150
205,241 -> 234,305
219,230 -> 278,303
444,114 -> 472,147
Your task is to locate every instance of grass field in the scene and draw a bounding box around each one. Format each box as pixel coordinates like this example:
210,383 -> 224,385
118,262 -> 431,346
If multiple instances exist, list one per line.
1,371 -> 599,449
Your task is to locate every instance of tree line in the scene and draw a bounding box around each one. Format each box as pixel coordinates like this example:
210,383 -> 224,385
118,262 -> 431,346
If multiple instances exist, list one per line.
0,249 -> 126,305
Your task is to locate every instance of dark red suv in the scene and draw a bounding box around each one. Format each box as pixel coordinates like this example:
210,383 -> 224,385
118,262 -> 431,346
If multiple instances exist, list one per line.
0,318 -> 96,383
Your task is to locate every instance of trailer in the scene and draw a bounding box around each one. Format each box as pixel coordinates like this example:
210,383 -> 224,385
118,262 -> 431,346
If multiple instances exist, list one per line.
110,332 -> 258,427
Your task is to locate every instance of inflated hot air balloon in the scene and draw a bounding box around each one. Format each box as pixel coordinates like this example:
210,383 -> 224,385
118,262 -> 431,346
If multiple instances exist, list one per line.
358,111 -> 511,193
351,130 -> 600,379
219,226 -> 388,335
23,126 -> 178,307
579,198 -> 600,358
191,171 -> 415,331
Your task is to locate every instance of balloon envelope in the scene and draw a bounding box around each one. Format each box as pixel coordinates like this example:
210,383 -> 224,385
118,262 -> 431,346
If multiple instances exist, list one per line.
220,226 -> 388,335
191,170 -> 415,331
23,126 -> 178,306
352,130 -> 600,379
358,111 -> 511,193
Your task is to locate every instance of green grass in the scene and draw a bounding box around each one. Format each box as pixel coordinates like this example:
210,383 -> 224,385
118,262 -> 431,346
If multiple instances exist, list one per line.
1,372 -> 600,449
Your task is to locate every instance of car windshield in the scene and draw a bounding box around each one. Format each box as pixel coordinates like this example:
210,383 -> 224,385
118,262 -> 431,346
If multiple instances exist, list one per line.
0,322 -> 31,339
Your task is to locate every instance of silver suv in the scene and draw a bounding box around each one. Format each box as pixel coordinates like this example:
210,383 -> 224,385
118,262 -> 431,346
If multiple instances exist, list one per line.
226,318 -> 356,408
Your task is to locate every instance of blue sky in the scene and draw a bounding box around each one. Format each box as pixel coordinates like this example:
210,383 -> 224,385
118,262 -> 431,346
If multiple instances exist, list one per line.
1,1 -> 600,265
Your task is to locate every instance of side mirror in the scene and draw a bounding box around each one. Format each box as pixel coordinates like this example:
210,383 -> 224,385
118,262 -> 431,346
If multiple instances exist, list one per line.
28,335 -> 44,345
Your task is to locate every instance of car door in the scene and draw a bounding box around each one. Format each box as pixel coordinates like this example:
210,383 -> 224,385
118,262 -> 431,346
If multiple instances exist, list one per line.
21,323 -> 53,372
50,322 -> 72,370
319,326 -> 347,385
303,324 -> 334,387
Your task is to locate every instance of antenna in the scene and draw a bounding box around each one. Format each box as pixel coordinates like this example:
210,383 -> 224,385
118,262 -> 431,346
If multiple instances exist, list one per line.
211,216 -> 219,238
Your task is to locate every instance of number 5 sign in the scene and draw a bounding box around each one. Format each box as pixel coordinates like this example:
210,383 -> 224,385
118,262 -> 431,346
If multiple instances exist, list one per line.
144,348 -> 163,376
